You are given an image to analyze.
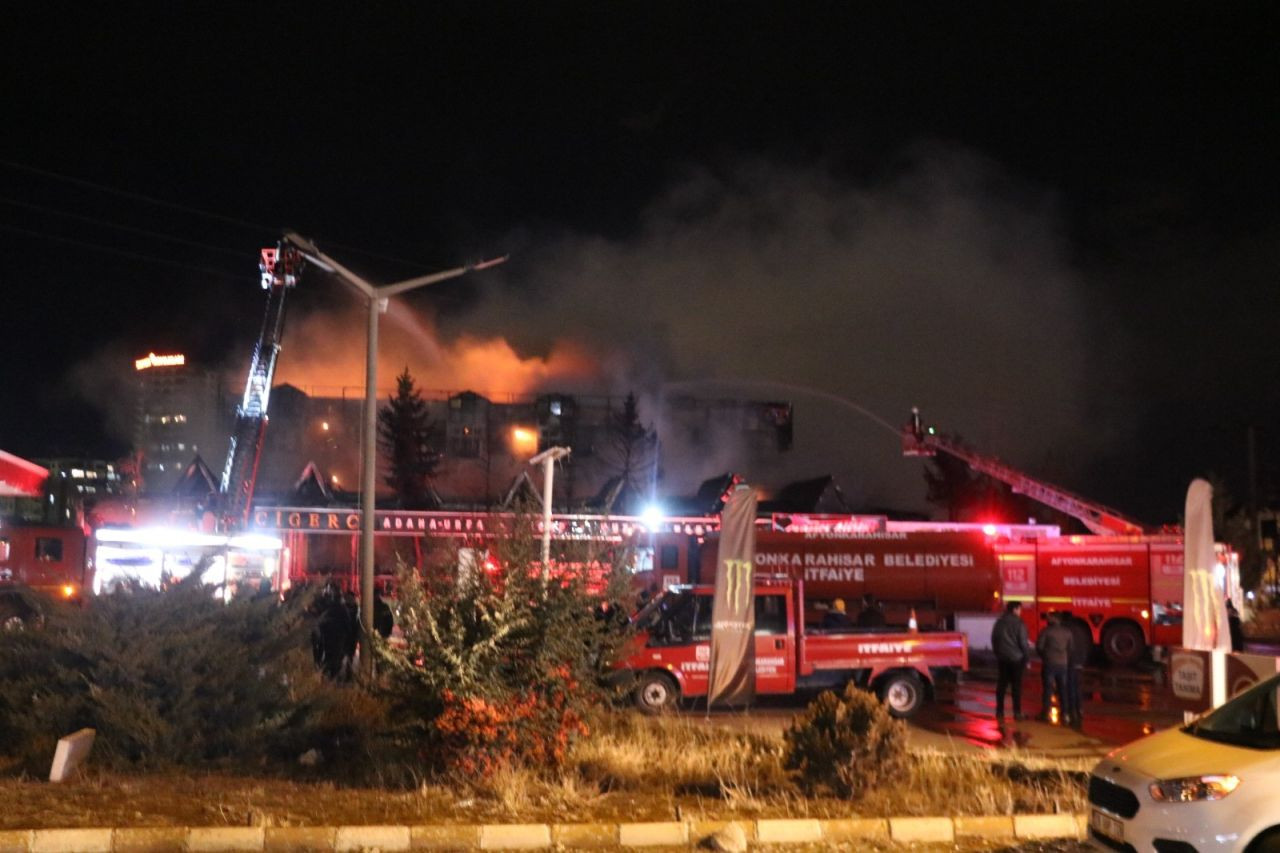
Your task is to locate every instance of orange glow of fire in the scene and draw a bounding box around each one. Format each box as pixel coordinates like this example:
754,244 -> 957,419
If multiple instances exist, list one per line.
271,303 -> 600,397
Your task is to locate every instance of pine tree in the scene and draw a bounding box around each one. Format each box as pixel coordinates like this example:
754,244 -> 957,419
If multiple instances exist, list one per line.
378,367 -> 441,509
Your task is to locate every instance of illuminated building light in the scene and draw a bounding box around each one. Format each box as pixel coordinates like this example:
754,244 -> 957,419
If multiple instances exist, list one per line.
135,352 -> 186,371
321,421 -> 330,431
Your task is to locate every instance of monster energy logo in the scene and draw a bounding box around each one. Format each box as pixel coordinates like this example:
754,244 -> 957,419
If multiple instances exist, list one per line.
722,558 -> 753,611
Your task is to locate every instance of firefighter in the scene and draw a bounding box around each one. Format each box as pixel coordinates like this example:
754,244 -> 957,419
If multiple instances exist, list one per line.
821,598 -> 852,629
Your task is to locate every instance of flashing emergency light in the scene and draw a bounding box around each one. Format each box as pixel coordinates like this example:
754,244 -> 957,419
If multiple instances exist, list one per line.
640,503 -> 665,530
982,523 -> 998,537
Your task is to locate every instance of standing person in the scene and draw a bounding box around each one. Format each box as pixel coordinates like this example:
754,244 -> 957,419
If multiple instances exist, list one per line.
373,586 -> 394,640
991,600 -> 1032,721
1065,620 -> 1088,729
1226,599 -> 1245,653
1036,612 -> 1073,723
342,589 -> 360,680
855,593 -> 886,628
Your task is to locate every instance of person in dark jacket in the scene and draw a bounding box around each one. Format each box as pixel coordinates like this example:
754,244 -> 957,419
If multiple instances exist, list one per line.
373,591 -> 394,640
855,593 -> 886,628
1036,612 -> 1073,722
991,600 -> 1032,720
821,598 -> 852,629
1227,599 -> 1245,653
1064,618 -> 1088,729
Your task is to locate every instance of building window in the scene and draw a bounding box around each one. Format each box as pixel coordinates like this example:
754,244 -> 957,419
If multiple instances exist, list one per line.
660,544 -> 679,571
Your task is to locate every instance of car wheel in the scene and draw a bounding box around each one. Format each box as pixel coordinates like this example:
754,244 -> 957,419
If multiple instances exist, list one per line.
877,670 -> 926,718
632,672 -> 679,714
1101,621 -> 1145,666
1248,828 -> 1280,853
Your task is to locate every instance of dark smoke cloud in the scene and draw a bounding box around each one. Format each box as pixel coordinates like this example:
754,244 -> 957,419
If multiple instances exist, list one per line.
448,149 -> 1111,513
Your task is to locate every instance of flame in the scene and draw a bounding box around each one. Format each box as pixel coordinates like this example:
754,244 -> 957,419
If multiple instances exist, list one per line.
271,302 -> 600,397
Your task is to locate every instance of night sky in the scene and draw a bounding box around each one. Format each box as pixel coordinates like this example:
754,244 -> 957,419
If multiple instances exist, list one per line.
2,3 -> 1278,524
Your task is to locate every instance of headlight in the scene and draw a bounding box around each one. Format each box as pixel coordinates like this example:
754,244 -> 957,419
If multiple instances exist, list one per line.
1149,775 -> 1240,802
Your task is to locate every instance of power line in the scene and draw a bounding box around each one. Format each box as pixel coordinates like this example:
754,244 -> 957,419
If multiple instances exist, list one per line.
0,223 -> 244,281
0,196 -> 249,259
0,158 -> 275,234
0,158 -> 466,272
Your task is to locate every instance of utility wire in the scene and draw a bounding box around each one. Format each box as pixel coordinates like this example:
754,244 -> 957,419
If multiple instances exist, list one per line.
0,158 -> 464,272
0,196 -> 249,259
0,222 -> 244,281
0,158 -> 274,234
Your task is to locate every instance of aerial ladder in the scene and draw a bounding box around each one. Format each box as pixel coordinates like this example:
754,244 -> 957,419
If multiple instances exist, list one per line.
218,244 -> 305,528
902,407 -> 1145,536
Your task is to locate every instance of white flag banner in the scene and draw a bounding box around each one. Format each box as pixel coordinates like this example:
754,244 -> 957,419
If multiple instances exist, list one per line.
1182,478 -> 1230,652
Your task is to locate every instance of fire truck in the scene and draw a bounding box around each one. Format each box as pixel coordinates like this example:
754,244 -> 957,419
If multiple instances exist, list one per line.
613,576 -> 969,718
0,452 -> 91,623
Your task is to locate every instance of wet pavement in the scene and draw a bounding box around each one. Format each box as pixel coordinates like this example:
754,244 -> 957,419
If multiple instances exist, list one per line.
693,657 -> 1189,759
914,659 -> 1184,757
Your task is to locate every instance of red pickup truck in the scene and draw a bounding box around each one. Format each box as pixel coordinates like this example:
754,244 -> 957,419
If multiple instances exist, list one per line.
615,578 -> 968,718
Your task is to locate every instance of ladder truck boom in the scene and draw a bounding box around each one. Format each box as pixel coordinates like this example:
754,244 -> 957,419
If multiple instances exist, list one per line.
219,245 -> 305,527
902,407 -> 1144,536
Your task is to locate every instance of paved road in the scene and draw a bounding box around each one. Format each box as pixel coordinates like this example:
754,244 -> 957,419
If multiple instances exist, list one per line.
693,657 -> 1189,760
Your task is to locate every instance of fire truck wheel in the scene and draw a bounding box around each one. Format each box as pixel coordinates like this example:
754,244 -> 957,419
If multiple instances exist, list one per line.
1101,620 -> 1145,667
633,672 -> 679,714
877,671 -> 926,718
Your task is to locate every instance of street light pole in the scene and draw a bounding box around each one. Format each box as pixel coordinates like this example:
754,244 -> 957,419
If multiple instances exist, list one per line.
285,232 -> 507,677
529,446 -> 571,580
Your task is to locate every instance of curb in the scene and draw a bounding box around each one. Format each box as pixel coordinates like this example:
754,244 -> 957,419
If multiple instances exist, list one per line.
0,814 -> 1088,850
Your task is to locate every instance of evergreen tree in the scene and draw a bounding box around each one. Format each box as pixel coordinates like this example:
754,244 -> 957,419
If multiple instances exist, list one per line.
378,367 -> 441,509
601,393 -> 659,511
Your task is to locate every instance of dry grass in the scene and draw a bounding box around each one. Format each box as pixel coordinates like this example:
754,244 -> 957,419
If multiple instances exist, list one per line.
0,711 -> 1086,829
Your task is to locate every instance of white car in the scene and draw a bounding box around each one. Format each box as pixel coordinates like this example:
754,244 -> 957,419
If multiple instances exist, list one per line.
1088,672 -> 1280,852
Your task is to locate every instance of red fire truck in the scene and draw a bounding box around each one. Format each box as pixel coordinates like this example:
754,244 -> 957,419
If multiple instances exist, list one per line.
657,524 -> 1212,666
614,577 -> 968,718
0,524 -> 91,623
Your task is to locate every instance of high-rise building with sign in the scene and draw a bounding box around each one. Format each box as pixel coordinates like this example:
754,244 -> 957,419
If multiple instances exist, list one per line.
133,353 -> 229,493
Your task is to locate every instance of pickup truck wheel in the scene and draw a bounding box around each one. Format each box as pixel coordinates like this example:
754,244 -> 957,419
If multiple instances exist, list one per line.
633,672 -> 679,714
877,671 -> 926,718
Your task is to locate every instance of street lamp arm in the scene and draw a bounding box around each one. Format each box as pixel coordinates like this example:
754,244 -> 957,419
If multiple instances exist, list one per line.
283,231 -> 377,298
377,254 -> 508,298
376,265 -> 470,298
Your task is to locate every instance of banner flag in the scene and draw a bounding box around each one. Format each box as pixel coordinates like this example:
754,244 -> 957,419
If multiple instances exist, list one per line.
707,485 -> 757,708
1182,478 -> 1231,653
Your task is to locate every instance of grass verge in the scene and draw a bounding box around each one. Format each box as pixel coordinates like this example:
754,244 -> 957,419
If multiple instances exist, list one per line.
0,711 -> 1086,829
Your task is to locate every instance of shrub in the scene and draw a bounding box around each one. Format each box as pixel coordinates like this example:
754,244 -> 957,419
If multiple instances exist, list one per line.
0,574 -> 330,774
782,682 -> 908,798
376,510 -> 633,779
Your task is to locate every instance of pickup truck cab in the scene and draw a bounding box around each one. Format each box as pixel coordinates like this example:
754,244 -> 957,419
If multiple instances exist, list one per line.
616,577 -> 968,718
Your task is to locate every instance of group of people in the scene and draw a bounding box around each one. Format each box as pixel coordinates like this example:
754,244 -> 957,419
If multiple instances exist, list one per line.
991,600 -> 1086,728
309,581 -> 395,681
821,593 -> 887,629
